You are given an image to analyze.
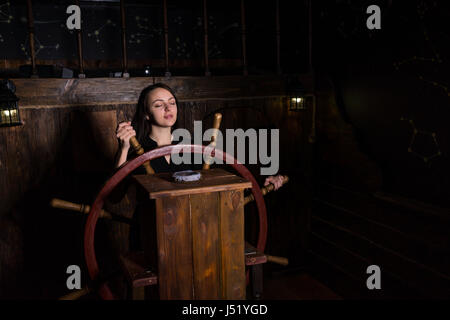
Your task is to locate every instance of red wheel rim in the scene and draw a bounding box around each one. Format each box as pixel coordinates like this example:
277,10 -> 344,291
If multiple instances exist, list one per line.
84,144 -> 267,299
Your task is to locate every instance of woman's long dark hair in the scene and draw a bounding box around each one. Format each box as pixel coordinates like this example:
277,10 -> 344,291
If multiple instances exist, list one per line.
131,83 -> 179,144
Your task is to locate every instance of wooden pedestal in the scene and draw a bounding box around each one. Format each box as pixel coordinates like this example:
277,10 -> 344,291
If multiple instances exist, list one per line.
133,169 -> 252,300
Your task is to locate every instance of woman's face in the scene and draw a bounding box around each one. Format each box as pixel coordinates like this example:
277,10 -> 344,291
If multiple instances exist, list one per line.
146,88 -> 177,127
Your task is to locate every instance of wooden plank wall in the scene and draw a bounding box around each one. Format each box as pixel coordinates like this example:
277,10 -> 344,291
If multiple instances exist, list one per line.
0,75 -> 313,298
308,77 -> 450,299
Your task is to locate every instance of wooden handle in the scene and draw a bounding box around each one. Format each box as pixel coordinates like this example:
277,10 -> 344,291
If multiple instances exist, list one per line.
203,113 -> 222,170
50,198 -> 88,214
244,175 -> 289,205
130,136 -> 155,174
266,255 -> 289,266
50,198 -> 112,219
58,287 -> 91,300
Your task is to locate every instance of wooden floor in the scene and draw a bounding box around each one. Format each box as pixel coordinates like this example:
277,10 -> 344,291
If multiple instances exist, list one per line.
261,269 -> 342,300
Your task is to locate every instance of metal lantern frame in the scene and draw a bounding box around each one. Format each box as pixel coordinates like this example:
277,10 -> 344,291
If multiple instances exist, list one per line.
287,78 -> 307,111
0,80 -> 22,127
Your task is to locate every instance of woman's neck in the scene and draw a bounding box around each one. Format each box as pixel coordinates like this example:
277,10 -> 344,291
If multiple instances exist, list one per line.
149,125 -> 172,146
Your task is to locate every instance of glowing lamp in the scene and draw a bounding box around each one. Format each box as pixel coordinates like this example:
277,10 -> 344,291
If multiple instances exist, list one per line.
0,79 -> 22,127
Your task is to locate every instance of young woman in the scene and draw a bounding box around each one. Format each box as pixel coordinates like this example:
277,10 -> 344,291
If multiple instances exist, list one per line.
115,83 -> 284,189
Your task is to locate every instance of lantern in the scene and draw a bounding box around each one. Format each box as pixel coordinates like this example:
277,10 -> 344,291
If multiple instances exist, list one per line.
287,78 -> 306,111
0,79 -> 21,127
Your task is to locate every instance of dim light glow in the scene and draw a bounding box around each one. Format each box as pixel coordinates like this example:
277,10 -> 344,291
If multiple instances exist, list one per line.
2,110 -> 17,117
1,109 -> 18,124
291,97 -> 303,103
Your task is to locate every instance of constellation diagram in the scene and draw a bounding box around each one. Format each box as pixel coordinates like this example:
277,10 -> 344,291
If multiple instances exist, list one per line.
128,15 -> 161,45
206,15 -> 221,58
393,0 -> 449,97
400,117 -> 442,164
173,15 -> 183,26
418,75 -> 450,97
20,36 -> 60,58
0,1 -> 12,43
0,1 -> 12,23
169,15 -> 193,58
171,36 -> 189,58
318,1 -> 374,40
87,19 -> 117,43
191,15 -> 221,58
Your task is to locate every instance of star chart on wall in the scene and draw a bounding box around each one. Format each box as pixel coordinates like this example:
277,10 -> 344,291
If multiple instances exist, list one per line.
171,16 -> 189,58
418,75 -> 450,97
20,35 -> 60,58
169,36 -> 191,58
319,0 -> 377,40
400,117 -> 442,164
0,1 -> 12,23
393,0 -> 449,98
168,15 -> 197,58
87,19 -> 117,44
188,15 -> 221,58
0,1 -> 12,43
128,15 -> 161,45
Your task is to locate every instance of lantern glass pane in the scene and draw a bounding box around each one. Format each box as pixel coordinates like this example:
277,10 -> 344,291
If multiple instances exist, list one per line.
289,96 -> 305,111
0,101 -> 20,126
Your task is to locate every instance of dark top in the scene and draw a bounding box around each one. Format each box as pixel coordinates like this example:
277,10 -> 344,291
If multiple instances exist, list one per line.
127,135 -> 198,174
115,135 -> 201,251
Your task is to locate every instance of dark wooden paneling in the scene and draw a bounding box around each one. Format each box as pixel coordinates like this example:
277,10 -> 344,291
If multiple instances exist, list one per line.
219,190 -> 246,299
306,243 -> 424,299
14,75 -> 310,107
155,195 -> 194,299
318,183 -> 450,244
191,192 -> 220,299
308,75 -> 450,299
2,59 -> 243,74
311,187 -> 450,298
315,183 -> 450,275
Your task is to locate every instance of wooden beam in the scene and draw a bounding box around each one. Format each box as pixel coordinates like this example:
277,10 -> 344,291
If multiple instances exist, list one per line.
240,0 -> 248,76
75,0 -> 85,78
120,0 -> 129,77
203,0 -> 211,76
26,0 -> 38,78
0,58 -> 243,72
163,0 -> 171,77
276,0 -> 281,75
13,75 -> 304,108
308,0 -> 313,73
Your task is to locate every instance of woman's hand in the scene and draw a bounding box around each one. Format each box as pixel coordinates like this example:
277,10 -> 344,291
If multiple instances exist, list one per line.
116,121 -> 136,151
264,174 -> 285,191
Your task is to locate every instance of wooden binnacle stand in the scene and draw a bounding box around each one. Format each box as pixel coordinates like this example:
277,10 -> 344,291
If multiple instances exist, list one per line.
134,168 -> 251,299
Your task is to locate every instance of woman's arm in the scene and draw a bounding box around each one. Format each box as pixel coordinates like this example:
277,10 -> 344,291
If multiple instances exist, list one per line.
264,175 -> 286,190
115,121 -> 136,168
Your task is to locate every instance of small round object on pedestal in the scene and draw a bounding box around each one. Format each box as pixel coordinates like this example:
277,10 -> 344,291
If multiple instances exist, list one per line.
172,170 -> 201,182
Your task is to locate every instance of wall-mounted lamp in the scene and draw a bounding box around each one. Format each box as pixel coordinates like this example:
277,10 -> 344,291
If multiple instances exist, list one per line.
0,79 -> 22,127
287,78 -> 307,111
290,97 -> 305,110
